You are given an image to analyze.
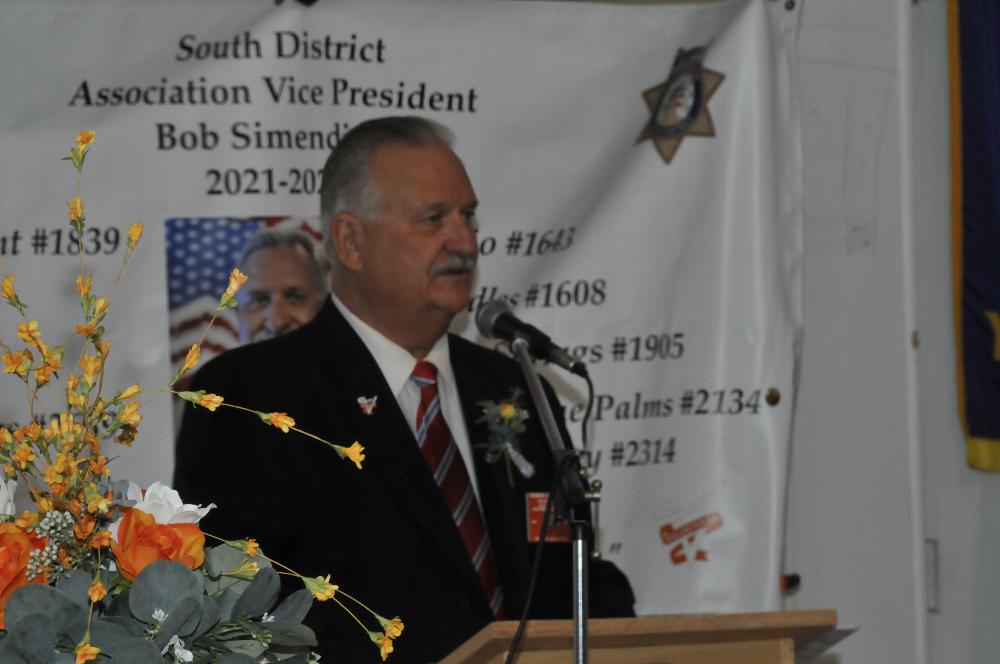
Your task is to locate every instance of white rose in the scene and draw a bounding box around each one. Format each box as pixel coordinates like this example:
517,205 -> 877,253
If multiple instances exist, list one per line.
0,478 -> 16,519
109,481 -> 214,542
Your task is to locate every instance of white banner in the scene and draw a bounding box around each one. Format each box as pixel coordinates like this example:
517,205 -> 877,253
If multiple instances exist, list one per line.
0,0 -> 801,615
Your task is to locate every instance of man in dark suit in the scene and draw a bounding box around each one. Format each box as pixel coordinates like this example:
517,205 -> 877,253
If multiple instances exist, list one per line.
173,116 -> 633,662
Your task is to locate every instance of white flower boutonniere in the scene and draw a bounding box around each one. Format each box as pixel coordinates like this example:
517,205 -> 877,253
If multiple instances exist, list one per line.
476,389 -> 535,484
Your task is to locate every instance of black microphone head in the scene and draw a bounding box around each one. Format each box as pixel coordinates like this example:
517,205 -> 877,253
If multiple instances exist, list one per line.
475,299 -> 512,339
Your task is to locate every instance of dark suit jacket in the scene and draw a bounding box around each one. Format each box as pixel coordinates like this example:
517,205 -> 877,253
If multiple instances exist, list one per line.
173,300 -> 632,662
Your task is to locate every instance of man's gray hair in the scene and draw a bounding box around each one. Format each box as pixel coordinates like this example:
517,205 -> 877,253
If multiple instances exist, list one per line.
237,227 -> 329,294
319,116 -> 454,261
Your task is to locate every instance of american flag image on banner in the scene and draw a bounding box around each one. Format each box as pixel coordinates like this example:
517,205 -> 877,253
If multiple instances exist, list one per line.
165,217 -> 324,382
166,218 -> 278,381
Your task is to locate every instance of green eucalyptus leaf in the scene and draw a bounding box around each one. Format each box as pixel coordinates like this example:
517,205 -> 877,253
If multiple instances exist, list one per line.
215,654 -> 258,663
0,612 -> 57,663
191,595 -> 221,640
54,569 -> 94,608
264,653 -> 309,664
5,585 -> 87,640
130,560 -> 203,622
231,566 -> 280,619
271,589 -> 313,625
88,617 -> 134,651
94,614 -> 146,639
204,543 -> 242,580
222,638 -> 266,658
105,588 -> 133,618
215,587 -> 239,623
155,594 -> 203,650
99,636 -> 164,661
260,620 -> 317,647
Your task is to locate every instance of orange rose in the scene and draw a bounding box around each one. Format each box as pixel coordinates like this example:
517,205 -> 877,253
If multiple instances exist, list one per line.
110,508 -> 206,581
0,523 -> 47,629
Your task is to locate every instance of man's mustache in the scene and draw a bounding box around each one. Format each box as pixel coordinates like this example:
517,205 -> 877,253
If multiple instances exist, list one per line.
430,254 -> 476,277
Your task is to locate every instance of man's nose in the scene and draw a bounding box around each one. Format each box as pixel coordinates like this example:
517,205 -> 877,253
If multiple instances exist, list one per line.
267,299 -> 293,334
445,212 -> 478,257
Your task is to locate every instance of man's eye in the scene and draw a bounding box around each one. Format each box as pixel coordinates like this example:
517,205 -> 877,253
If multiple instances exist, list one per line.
243,293 -> 270,310
285,289 -> 308,303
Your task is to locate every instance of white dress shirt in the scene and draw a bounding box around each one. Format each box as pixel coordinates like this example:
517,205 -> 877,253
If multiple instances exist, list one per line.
330,294 -> 480,501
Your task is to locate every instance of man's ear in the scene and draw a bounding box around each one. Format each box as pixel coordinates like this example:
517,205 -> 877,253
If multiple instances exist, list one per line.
329,212 -> 364,271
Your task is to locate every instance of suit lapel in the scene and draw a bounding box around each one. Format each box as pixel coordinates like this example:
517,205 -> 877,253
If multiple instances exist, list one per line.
450,339 -> 538,613
308,302 -> 486,600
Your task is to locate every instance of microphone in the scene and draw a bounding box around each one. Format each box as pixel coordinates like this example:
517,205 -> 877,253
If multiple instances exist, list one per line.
475,299 -> 588,377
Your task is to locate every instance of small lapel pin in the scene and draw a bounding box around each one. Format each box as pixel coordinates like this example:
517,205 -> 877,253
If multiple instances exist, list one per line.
357,395 -> 378,416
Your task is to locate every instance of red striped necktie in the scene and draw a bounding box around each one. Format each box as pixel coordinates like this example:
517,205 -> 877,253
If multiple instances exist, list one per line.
410,360 -> 504,616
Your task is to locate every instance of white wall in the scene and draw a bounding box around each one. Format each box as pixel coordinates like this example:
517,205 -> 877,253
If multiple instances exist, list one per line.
912,1 -> 1000,662
786,0 -> 1000,661
783,0 -> 927,662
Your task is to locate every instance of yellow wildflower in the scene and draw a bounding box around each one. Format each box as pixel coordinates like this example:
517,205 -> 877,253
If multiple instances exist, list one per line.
0,428 -> 11,449
97,339 -> 111,358
87,579 -> 107,603
85,485 -> 112,514
16,320 -> 42,346
116,384 -> 141,400
67,376 -> 87,409
15,511 -> 39,531
263,412 -> 295,433
225,559 -> 260,581
14,422 -> 41,444
34,362 -> 57,388
75,642 -> 100,664
1,274 -> 15,301
115,425 -> 137,447
220,268 -> 248,306
44,462 -> 65,488
79,354 -> 101,387
126,222 -> 143,248
499,403 -> 517,419
368,631 -> 395,661
119,401 -> 142,427
12,443 -> 35,470
74,514 -> 96,541
302,574 -> 338,601
3,350 -> 32,379
246,538 -> 259,557
93,298 -> 108,318
74,323 -> 97,338
75,274 -> 93,296
67,196 -> 84,221
338,441 -> 366,470
379,615 -> 405,640
90,530 -> 112,549
75,130 -> 96,154
88,455 -> 109,478
199,393 -> 224,411
181,343 -> 200,373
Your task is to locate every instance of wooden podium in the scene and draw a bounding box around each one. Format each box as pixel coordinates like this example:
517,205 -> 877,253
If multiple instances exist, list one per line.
441,610 -> 838,664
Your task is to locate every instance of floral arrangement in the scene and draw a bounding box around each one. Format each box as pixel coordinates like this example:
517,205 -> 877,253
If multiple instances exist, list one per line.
476,389 -> 534,484
0,132 -> 402,663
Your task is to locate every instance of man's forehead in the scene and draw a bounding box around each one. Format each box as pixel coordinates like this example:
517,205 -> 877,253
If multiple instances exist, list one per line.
362,144 -> 474,221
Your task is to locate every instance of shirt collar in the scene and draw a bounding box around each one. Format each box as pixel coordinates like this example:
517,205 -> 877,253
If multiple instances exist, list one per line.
330,293 -> 454,398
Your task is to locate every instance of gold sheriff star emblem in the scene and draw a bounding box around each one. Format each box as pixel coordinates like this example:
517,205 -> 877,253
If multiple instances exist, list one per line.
638,47 -> 724,164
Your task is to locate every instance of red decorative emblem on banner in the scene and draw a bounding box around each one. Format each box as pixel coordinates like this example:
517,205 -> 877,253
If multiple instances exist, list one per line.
660,512 -> 723,565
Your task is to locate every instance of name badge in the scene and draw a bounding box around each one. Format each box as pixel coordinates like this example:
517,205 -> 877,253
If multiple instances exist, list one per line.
525,492 -> 571,543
